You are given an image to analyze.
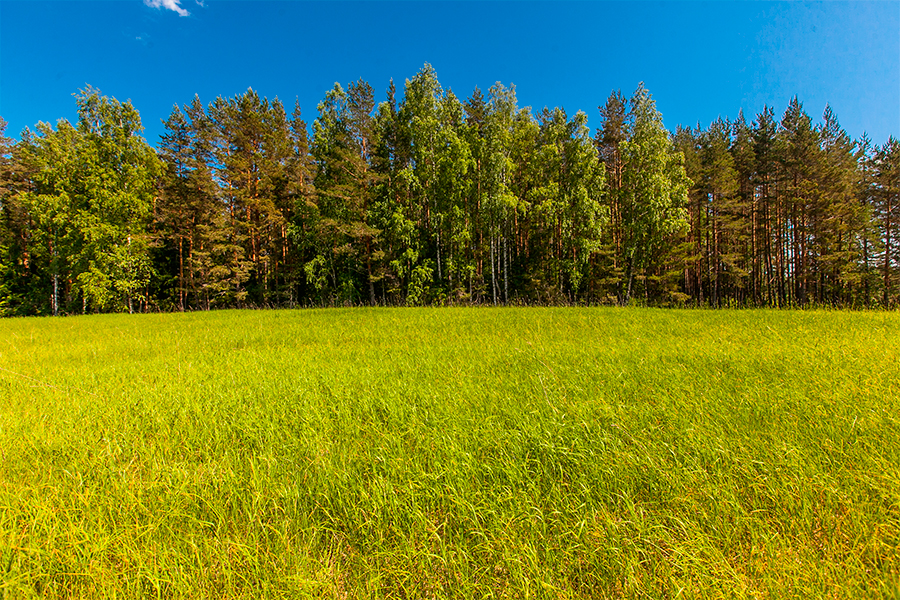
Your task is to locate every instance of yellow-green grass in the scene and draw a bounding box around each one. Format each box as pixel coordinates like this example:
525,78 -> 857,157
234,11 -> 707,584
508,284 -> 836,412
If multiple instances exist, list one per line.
0,308 -> 898,598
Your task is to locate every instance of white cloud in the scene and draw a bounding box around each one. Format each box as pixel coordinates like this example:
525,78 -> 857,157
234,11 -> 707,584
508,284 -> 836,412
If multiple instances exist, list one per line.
144,0 -> 189,17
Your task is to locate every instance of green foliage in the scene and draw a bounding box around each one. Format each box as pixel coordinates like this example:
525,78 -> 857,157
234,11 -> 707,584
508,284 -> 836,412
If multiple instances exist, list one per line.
531,107 -> 606,297
405,259 -> 433,306
871,136 -> 900,306
619,84 -> 691,302
0,70 -> 895,311
308,80 -> 385,305
14,88 -> 161,314
0,118 -> 20,316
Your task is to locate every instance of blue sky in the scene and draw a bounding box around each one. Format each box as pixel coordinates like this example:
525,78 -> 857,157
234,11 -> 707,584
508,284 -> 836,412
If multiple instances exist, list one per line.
1,1 -> 897,147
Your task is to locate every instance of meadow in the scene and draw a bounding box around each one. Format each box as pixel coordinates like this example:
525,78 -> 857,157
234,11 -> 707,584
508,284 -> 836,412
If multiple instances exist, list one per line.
0,307 -> 898,598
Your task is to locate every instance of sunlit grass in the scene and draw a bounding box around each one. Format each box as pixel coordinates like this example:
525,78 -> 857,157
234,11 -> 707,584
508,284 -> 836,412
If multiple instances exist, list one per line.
1,307 -> 898,598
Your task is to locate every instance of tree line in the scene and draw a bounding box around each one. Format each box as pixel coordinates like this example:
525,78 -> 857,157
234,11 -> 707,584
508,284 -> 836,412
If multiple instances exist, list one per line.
0,65 -> 897,315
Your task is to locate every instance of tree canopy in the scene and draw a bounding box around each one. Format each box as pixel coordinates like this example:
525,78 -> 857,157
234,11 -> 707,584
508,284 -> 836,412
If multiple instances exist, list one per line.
1,69 -> 897,314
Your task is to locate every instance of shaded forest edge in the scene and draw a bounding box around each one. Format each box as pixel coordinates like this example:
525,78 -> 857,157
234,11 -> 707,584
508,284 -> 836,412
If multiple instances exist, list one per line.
0,65 -> 897,315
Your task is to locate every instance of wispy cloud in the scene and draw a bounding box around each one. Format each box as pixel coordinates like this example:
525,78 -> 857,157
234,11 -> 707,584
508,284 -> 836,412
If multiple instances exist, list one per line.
144,0 -> 189,17
134,32 -> 152,47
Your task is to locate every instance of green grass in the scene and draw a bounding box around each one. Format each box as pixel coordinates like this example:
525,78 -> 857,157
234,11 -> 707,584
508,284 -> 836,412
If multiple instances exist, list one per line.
0,307 -> 898,598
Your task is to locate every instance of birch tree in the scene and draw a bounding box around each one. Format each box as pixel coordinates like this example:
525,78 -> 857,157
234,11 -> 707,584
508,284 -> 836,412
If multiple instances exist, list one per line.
619,84 -> 690,303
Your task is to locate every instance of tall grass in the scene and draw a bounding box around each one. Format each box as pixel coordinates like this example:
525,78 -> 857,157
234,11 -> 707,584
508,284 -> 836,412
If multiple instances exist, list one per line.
1,308 -> 898,598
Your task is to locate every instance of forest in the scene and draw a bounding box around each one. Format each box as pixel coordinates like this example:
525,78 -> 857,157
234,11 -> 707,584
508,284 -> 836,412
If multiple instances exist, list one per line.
0,64 -> 897,315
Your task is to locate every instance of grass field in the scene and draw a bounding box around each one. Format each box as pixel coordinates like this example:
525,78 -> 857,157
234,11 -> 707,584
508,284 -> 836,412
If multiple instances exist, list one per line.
0,307 -> 898,598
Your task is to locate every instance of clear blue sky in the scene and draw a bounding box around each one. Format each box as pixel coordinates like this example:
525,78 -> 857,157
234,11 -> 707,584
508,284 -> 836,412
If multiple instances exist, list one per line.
1,1 -> 897,147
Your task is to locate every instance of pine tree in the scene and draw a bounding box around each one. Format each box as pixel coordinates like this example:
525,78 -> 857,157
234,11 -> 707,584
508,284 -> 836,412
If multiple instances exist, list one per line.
872,137 -> 900,307
816,105 -> 866,305
752,106 -> 780,305
307,80 -> 383,304
463,87 -> 489,299
777,97 -> 821,305
731,111 -> 758,303
700,117 -> 741,306
672,124 -> 704,303
596,90 -> 629,295
0,118 -> 21,314
208,89 -> 297,306
855,133 -> 879,306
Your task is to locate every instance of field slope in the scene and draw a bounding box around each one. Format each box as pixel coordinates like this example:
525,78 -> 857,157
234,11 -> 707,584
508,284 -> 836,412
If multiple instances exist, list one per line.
0,308 -> 898,598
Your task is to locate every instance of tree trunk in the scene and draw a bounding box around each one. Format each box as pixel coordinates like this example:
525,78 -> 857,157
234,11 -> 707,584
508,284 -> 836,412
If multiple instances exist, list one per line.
503,234 -> 508,304
178,235 -> 185,311
366,238 -> 376,306
885,192 -> 893,307
491,236 -> 497,306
